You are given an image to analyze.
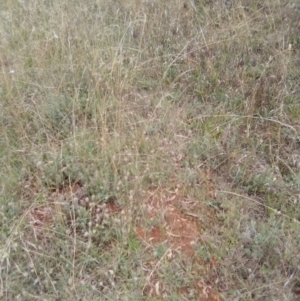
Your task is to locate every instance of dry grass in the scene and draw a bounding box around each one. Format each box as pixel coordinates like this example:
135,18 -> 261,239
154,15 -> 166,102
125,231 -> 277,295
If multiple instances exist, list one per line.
1,0 -> 300,300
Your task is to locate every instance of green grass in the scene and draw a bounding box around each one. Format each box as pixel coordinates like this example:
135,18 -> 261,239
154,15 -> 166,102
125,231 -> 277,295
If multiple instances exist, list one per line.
1,0 -> 300,300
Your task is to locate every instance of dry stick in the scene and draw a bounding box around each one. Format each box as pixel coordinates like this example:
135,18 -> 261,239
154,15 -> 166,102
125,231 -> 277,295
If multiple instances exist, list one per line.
218,190 -> 300,225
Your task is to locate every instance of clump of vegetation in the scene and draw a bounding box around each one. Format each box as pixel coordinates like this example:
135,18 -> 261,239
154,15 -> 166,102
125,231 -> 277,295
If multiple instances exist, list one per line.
1,0 -> 299,300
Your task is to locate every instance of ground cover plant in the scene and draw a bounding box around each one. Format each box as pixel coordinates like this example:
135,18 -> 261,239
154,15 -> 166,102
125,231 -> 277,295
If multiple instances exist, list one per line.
0,0 -> 300,300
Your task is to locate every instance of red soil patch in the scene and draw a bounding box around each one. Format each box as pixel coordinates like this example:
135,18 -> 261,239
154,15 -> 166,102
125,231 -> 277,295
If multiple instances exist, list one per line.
135,189 -> 201,256
164,204 -> 199,255
135,187 -> 224,301
136,206 -> 198,255
136,226 -> 165,244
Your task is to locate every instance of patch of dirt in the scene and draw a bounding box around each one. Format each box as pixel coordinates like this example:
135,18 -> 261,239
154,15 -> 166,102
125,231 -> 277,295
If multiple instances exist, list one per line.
135,187 -> 224,301
135,187 -> 214,256
136,203 -> 199,256
165,204 -> 199,255
136,226 -> 165,244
